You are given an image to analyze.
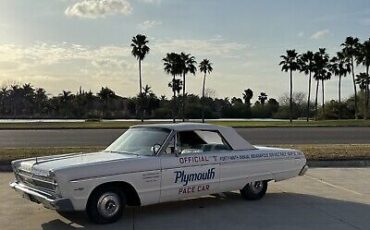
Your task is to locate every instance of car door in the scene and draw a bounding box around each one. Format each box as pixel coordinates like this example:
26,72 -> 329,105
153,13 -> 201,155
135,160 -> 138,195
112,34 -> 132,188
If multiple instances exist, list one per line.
159,131 -> 221,202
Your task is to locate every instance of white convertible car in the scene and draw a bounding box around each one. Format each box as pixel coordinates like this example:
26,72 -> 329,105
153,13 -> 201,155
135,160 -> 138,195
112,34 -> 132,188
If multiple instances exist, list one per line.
10,123 -> 308,224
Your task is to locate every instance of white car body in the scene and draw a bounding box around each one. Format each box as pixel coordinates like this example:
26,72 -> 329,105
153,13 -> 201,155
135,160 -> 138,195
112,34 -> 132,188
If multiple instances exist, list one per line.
10,123 -> 307,221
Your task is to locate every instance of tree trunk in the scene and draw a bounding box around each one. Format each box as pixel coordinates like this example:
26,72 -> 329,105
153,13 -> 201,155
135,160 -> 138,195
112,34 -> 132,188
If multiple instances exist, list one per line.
338,75 -> 342,119
201,73 -> 206,123
306,71 -> 312,122
289,70 -> 293,123
351,59 -> 358,119
172,75 -> 176,123
322,79 -> 325,115
315,80 -> 319,119
182,73 -> 186,122
139,60 -> 144,122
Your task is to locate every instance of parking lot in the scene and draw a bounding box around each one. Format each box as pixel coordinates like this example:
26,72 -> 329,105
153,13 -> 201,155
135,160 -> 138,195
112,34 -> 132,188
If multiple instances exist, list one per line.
1,168 -> 369,230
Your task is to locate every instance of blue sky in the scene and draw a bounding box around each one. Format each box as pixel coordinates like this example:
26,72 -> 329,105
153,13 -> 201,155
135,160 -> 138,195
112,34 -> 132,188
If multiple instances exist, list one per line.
0,0 -> 370,101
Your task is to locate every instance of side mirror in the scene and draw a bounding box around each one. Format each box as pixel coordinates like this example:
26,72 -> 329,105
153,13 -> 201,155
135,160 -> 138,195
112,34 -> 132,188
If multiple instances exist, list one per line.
168,146 -> 181,157
152,144 -> 161,155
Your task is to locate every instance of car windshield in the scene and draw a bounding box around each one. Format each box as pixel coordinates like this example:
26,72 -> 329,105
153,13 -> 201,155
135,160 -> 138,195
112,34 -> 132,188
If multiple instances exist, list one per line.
105,128 -> 170,156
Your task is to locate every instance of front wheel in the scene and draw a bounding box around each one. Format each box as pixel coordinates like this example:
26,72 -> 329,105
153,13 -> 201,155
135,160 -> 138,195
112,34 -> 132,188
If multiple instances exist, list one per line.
86,187 -> 125,224
240,180 -> 268,200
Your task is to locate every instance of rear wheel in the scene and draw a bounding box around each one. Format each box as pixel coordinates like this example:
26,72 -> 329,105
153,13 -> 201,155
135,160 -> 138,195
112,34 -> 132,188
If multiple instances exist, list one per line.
87,186 -> 125,224
240,181 -> 268,200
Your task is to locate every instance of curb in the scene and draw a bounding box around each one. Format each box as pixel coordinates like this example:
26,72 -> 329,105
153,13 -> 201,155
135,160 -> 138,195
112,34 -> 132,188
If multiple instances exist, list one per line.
308,160 -> 370,167
1,160 -> 369,172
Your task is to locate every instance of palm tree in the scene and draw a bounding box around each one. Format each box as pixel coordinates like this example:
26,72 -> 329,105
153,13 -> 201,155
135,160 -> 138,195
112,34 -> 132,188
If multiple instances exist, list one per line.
341,36 -> 360,118
242,88 -> 253,107
179,52 -> 197,122
279,49 -> 300,123
356,38 -> 370,119
321,70 -> 331,112
163,53 -> 182,123
142,84 -> 152,118
299,51 -> 315,122
312,48 -> 330,115
131,34 -> 150,122
258,92 -> 268,105
356,73 -> 369,91
329,52 -> 351,119
199,59 -> 213,123
356,73 -> 370,118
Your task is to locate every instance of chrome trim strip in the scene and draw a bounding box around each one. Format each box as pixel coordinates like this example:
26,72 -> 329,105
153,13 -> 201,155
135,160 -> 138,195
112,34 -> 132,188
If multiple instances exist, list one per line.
70,169 -> 162,183
17,172 -> 57,186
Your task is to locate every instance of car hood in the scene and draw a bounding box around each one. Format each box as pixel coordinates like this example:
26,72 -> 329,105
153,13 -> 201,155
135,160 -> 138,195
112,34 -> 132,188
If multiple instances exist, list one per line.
15,151 -> 139,174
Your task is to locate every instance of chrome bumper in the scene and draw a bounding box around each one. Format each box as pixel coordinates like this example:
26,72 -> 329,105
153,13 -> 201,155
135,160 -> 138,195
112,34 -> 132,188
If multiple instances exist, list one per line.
299,165 -> 309,176
10,181 -> 74,211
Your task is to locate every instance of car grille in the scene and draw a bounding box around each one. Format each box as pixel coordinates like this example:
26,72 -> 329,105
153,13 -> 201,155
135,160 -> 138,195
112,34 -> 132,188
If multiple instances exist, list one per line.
16,169 -> 57,193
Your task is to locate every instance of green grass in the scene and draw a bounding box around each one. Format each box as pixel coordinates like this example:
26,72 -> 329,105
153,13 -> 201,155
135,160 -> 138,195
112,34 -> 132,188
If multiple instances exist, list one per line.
1,144 -> 370,163
0,119 -> 369,129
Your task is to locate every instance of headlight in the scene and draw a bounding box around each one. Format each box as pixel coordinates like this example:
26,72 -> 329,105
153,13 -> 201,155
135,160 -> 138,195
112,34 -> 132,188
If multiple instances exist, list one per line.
30,168 -> 50,177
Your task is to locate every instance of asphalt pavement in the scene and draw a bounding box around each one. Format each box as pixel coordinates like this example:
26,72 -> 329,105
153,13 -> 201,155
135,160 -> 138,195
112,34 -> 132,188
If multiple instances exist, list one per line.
1,168 -> 369,230
0,127 -> 370,147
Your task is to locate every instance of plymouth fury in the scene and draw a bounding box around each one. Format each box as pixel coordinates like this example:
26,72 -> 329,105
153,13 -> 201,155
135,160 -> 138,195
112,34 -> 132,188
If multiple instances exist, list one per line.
10,123 -> 308,224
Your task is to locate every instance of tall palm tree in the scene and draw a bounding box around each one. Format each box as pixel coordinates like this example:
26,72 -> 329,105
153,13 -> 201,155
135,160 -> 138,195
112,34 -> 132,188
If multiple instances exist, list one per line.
341,36 -> 360,118
199,59 -> 213,123
299,51 -> 315,122
312,48 -> 330,115
163,53 -> 182,123
329,52 -> 351,118
279,49 -> 300,123
356,38 -> 370,119
179,52 -> 197,122
321,70 -> 331,112
131,34 -> 150,122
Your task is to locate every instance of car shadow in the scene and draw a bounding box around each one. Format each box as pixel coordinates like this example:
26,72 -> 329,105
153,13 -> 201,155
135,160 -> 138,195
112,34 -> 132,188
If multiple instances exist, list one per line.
41,192 -> 370,230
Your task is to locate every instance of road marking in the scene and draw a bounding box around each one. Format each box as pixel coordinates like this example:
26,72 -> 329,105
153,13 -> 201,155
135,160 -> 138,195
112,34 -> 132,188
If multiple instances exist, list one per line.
306,175 -> 362,196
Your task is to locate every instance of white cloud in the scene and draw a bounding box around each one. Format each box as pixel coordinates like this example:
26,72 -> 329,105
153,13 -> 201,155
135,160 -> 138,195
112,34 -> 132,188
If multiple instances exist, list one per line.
137,0 -> 161,4
65,0 -> 132,19
297,32 -> 304,37
152,38 -> 249,58
0,38 -> 250,97
138,20 -> 162,30
310,29 -> 330,40
0,42 -> 139,95
0,43 -> 132,67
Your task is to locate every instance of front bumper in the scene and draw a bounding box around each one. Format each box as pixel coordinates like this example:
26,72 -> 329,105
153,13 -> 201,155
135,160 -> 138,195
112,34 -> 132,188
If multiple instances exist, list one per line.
10,181 -> 74,211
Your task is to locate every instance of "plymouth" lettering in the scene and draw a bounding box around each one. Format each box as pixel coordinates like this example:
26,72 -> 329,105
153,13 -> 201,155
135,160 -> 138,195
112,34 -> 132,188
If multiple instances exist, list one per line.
174,168 -> 215,186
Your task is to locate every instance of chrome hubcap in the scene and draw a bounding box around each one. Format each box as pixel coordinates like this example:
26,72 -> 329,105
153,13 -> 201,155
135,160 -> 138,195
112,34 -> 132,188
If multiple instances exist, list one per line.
97,192 -> 121,218
249,181 -> 263,193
